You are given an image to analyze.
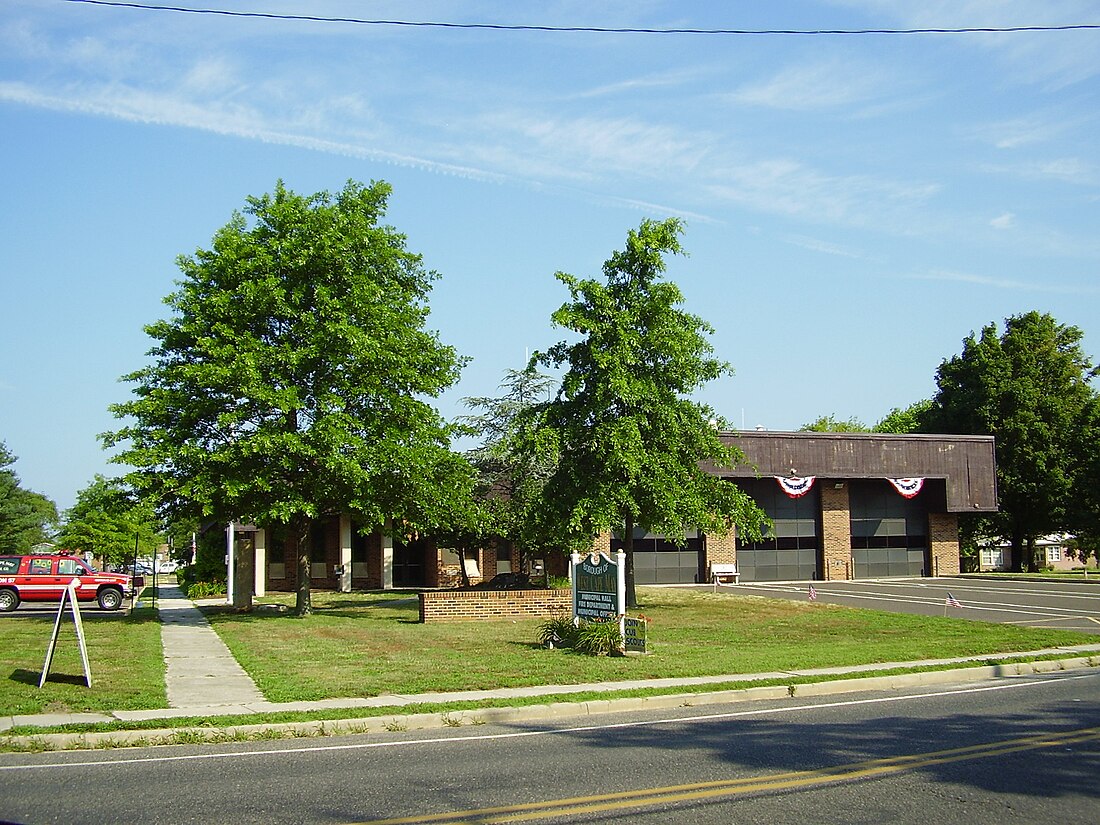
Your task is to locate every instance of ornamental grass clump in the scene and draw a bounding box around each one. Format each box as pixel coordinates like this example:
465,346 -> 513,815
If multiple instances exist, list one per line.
537,615 -> 578,649
573,619 -> 624,656
538,616 -> 624,656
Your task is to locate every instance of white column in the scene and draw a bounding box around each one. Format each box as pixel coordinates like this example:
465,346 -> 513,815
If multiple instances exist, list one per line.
339,515 -> 353,593
382,533 -> 394,589
254,528 -> 267,597
226,522 -> 235,605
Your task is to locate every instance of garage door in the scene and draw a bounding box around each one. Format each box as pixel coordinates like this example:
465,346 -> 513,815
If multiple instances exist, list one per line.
633,549 -> 702,584
738,547 -> 819,582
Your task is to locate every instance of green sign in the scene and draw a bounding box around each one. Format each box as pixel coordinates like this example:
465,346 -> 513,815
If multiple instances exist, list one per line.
572,551 -> 625,620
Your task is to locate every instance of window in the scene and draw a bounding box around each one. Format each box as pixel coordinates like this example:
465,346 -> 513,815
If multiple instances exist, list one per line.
1048,547 -> 1062,562
0,558 -> 19,575
28,557 -> 53,575
57,558 -> 87,576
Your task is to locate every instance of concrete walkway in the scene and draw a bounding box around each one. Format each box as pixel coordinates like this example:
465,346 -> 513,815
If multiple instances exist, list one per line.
3,586 -> 1100,734
158,584 -> 266,709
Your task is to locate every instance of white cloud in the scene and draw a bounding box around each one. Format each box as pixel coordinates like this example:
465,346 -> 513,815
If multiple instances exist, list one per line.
989,212 -> 1015,229
730,59 -> 890,111
983,156 -> 1098,185
912,268 -> 1100,294
841,0 -> 1100,89
779,233 -> 866,259
705,158 -> 940,232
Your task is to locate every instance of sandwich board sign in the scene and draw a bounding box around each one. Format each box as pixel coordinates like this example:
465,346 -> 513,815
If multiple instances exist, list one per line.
40,580 -> 92,688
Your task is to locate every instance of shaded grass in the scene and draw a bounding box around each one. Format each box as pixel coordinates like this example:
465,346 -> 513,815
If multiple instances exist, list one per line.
0,605 -> 166,716
204,587 -> 1096,703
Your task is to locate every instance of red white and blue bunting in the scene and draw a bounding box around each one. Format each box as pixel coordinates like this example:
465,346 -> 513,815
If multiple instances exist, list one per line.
775,476 -> 815,498
887,478 -> 924,498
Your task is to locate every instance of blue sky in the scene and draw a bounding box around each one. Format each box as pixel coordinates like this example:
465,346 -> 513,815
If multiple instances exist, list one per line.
2,1 -> 1098,512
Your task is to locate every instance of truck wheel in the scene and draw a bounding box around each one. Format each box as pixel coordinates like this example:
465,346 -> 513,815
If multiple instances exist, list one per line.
98,586 -> 124,611
0,588 -> 19,612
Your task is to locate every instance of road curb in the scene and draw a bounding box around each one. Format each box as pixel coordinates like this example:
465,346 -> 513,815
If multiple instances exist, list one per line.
3,655 -> 1096,752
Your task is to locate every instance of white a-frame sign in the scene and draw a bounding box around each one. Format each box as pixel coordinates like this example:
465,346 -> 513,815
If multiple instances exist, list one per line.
40,580 -> 92,688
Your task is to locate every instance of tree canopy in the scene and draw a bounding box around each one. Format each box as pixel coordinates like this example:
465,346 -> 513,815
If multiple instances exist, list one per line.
925,311 -> 1098,571
529,218 -> 765,606
461,366 -> 561,567
104,180 -> 475,613
799,414 -> 870,433
0,442 -> 57,553
54,475 -> 160,565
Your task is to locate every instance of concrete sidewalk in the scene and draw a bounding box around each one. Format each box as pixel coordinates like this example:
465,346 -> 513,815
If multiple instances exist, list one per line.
157,583 -> 266,709
3,585 -> 1100,734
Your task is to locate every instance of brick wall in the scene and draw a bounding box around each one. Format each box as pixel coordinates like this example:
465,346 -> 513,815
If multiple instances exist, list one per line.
929,512 -> 961,576
821,482 -> 852,580
419,589 -> 572,623
706,529 -> 736,569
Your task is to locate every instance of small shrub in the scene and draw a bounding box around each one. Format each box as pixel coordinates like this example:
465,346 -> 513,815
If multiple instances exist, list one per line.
185,580 -> 226,600
573,619 -> 624,657
537,615 -> 578,648
546,575 -> 571,590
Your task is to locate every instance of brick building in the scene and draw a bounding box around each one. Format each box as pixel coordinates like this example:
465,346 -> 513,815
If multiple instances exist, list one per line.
228,430 -> 997,594
603,431 -> 997,584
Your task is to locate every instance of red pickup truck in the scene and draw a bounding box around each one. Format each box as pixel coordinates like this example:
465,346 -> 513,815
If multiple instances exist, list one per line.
0,553 -> 133,612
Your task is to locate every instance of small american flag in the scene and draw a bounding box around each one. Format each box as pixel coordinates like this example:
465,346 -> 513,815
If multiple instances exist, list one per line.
946,592 -> 962,609
808,584 -> 817,601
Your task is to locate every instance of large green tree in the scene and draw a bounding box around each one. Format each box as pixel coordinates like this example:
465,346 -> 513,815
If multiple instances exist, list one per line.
926,311 -> 1098,572
529,218 -> 765,607
55,475 -> 160,565
0,442 -> 57,553
105,180 -> 475,614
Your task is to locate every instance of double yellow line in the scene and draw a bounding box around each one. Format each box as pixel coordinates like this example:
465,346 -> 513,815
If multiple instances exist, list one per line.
354,725 -> 1100,824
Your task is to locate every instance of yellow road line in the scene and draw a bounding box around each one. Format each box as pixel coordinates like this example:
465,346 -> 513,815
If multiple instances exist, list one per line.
352,725 -> 1100,824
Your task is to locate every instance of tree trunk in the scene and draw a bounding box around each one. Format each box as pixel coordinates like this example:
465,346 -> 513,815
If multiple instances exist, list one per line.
295,522 -> 312,616
457,547 -> 471,587
1009,533 -> 1025,573
1025,536 -> 1038,572
623,513 -> 638,610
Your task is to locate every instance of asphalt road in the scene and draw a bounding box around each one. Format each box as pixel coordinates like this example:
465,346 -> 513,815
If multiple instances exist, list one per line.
699,576 -> 1100,635
2,668 -> 1099,824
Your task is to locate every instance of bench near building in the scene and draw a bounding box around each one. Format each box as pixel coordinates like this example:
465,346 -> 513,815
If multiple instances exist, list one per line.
223,430 -> 997,595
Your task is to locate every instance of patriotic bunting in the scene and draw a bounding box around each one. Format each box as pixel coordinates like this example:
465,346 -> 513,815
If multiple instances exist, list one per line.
887,478 -> 924,498
775,476 -> 815,498
808,585 -> 817,601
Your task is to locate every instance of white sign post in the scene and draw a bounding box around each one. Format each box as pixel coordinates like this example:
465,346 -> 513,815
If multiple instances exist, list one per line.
40,580 -> 92,688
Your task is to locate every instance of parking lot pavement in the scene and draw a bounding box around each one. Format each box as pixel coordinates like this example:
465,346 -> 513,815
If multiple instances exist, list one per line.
695,577 -> 1100,635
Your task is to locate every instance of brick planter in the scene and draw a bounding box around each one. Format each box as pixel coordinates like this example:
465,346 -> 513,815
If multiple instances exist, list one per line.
419,589 -> 572,623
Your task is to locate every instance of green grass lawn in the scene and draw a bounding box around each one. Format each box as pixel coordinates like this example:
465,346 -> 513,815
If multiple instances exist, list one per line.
203,587 -> 1097,704
3,587 -> 1094,718
0,605 -> 166,717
